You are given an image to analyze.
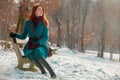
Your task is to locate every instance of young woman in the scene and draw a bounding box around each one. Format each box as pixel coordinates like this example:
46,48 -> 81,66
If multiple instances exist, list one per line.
9,4 -> 56,78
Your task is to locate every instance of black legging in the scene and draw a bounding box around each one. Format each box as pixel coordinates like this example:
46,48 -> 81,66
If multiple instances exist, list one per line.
38,56 -> 56,78
32,55 -> 56,78
32,58 -> 46,74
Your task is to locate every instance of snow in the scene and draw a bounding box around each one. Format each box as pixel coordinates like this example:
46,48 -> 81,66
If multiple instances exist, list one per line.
0,47 -> 120,80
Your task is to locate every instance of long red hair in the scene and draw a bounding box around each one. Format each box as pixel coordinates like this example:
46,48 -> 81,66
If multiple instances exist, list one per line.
29,4 -> 49,27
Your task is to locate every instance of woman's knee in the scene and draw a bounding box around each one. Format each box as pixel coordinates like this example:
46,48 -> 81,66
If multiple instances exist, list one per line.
27,54 -> 34,61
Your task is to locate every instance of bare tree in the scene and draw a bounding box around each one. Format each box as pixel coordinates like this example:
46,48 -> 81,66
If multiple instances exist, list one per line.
16,0 -> 32,33
4,0 -> 14,50
80,0 -> 91,52
118,19 -> 120,62
109,40 -> 116,60
94,1 -> 108,58
56,17 -> 62,47
119,35 -> 120,62
60,0 -> 82,49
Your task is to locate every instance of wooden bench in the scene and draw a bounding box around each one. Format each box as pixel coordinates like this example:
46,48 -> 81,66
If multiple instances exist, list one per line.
10,37 -> 38,72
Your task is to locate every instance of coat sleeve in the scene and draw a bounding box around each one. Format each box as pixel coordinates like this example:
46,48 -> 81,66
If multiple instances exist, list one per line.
16,20 -> 28,40
38,27 -> 49,46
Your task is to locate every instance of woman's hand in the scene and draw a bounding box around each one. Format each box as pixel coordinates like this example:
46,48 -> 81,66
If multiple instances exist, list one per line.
9,32 -> 16,38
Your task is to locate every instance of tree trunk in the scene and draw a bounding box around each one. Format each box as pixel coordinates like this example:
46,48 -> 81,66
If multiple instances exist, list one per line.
80,0 -> 90,52
5,0 -> 12,50
56,18 -> 61,47
99,24 -> 106,58
118,36 -> 120,62
95,1 -> 107,58
66,19 -> 71,48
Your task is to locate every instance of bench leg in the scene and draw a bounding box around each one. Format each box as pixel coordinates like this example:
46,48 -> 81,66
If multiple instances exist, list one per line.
29,62 -> 35,71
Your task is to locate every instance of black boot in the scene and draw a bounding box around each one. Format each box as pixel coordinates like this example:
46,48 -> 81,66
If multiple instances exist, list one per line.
51,73 -> 56,78
39,56 -> 57,78
32,59 -> 46,74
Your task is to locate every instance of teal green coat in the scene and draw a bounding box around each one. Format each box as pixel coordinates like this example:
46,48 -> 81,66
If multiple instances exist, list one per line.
16,20 -> 49,61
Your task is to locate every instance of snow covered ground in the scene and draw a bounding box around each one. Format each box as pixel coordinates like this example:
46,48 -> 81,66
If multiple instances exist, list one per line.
0,47 -> 120,80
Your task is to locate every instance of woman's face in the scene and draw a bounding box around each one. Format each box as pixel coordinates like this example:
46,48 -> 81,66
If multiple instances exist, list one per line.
35,6 -> 43,17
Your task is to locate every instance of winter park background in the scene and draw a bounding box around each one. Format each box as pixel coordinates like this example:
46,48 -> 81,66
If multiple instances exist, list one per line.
0,0 -> 120,80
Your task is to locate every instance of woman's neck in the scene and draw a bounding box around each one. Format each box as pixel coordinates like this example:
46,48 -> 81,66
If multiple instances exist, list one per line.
32,16 -> 43,27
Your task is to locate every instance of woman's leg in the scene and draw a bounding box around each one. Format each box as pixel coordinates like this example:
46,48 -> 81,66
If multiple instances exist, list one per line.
32,57 -> 46,74
39,56 -> 56,78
